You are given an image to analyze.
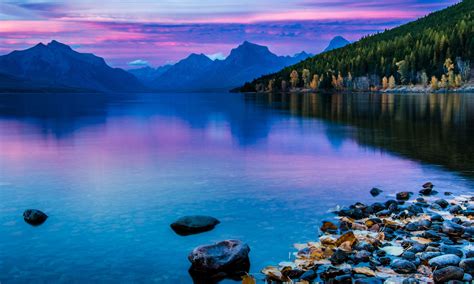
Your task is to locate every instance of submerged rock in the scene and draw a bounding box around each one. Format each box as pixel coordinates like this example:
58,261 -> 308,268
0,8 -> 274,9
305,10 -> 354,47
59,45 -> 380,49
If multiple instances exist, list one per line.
23,209 -> 48,226
171,215 -> 220,236
433,266 -> 464,283
188,240 -> 250,276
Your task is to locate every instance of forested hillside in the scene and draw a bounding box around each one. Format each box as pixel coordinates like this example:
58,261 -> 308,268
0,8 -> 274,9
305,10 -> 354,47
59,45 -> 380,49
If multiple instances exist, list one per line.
240,0 -> 473,92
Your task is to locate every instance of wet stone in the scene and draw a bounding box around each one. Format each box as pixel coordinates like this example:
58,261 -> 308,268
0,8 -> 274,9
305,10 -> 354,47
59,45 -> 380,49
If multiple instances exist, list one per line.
353,250 -> 371,263
171,215 -> 220,236
333,274 -> 352,284
419,187 -> 433,195
433,266 -> 464,283
463,273 -> 473,282
418,252 -> 443,262
428,254 -> 461,269
421,230 -> 441,241
354,278 -> 383,284
449,205 -> 463,214
390,259 -> 417,274
434,199 -> 449,209
396,192 -> 412,201
442,220 -> 465,236
401,251 -> 416,261
300,269 -> 317,281
403,278 -> 420,284
440,244 -> 463,258
330,249 -> 350,265
321,221 -> 338,233
379,257 -> 391,266
430,214 -> 444,222
459,258 -> 474,275
370,188 -> 383,197
188,240 -> 250,274
23,209 -> 48,226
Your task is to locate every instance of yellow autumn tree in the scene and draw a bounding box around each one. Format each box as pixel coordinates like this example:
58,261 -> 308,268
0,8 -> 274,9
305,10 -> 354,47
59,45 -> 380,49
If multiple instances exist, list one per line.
431,76 -> 439,90
310,74 -> 319,89
455,74 -> 462,88
440,74 -> 448,88
290,70 -> 299,89
388,75 -> 396,89
382,77 -> 388,89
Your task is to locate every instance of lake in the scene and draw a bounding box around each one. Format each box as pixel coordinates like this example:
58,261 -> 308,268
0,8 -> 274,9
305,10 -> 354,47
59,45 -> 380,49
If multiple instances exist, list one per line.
0,92 -> 473,283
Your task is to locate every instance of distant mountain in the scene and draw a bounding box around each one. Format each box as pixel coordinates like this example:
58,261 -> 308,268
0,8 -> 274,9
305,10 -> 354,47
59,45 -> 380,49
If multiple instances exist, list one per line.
152,53 -> 214,90
323,36 -> 350,52
0,40 -> 145,93
140,41 -> 312,91
128,65 -> 172,85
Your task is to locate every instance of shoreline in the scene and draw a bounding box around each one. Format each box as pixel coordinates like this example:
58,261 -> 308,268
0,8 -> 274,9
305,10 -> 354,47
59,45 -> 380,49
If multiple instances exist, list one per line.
259,183 -> 473,283
244,83 -> 474,95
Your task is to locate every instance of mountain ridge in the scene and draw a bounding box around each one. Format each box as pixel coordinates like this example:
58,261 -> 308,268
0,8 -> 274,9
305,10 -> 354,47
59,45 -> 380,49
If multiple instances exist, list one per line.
0,40 -> 146,93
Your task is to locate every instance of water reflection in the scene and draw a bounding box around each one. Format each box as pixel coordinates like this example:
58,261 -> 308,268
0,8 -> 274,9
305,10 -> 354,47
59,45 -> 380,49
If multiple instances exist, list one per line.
246,92 -> 474,176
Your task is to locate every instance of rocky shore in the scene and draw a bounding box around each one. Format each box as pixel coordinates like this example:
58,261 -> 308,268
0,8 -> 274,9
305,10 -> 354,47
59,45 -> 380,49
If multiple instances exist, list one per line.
259,183 -> 473,283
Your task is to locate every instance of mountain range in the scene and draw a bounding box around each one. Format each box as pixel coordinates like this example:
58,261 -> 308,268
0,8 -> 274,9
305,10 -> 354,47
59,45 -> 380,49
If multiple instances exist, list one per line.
129,41 -> 316,91
0,36 -> 349,93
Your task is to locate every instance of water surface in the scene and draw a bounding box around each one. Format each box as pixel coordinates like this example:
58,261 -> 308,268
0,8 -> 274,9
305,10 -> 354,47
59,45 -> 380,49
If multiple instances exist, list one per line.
0,92 -> 473,283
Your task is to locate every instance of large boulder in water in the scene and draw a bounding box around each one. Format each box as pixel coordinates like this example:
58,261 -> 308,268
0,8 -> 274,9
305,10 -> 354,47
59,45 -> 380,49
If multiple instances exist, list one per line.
188,240 -> 250,280
23,209 -> 48,226
170,215 -> 220,236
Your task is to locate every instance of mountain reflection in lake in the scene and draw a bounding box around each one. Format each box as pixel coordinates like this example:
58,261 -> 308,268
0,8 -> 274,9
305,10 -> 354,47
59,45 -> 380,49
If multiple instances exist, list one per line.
0,92 -> 473,283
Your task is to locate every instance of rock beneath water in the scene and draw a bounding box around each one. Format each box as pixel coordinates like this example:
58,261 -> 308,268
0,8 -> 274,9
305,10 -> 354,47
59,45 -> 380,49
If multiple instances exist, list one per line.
442,220 -> 465,237
433,266 -> 464,283
171,215 -> 220,236
370,187 -> 383,197
390,259 -> 417,274
188,240 -> 250,280
460,258 -> 474,275
428,254 -> 461,269
23,209 -> 48,226
396,192 -> 412,201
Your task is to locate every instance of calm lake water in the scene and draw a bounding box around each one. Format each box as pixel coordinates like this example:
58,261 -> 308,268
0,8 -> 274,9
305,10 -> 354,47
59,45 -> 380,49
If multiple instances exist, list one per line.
0,92 -> 473,283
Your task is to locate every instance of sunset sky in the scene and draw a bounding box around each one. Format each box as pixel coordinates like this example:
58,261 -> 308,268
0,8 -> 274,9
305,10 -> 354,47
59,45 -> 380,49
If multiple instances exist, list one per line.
0,0 -> 459,68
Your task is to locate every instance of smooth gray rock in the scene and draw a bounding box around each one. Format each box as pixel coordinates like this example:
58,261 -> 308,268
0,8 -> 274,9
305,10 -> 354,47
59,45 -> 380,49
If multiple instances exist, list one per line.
390,259 -> 417,274
442,220 -> 465,236
460,258 -> 474,275
188,240 -> 250,273
428,254 -> 461,269
433,266 -> 464,283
